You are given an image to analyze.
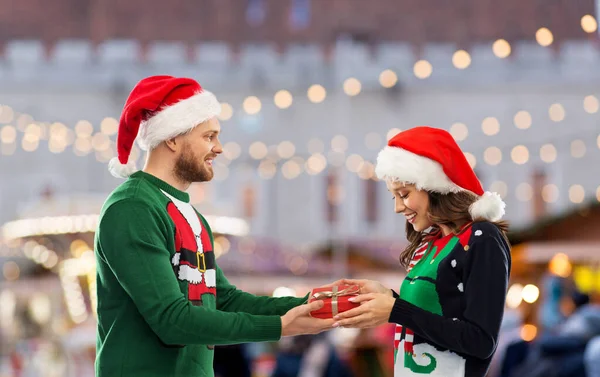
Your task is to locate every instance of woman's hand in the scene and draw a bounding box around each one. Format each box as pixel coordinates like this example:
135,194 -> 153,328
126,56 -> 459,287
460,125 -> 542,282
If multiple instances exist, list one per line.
332,293 -> 396,329
326,278 -> 392,297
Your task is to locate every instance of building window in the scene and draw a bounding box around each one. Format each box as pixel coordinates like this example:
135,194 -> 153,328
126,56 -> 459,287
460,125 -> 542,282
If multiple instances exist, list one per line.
242,184 -> 256,219
326,169 -> 340,224
365,178 -> 378,224
597,0 -> 600,36
246,0 -> 266,27
289,0 -> 311,31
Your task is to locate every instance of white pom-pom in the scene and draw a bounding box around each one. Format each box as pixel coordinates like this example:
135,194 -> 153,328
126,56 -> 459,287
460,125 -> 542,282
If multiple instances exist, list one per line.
469,191 -> 506,222
108,157 -> 138,179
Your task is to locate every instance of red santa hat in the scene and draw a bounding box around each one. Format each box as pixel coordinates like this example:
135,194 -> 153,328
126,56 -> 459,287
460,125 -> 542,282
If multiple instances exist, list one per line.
108,75 -> 221,178
375,126 -> 506,222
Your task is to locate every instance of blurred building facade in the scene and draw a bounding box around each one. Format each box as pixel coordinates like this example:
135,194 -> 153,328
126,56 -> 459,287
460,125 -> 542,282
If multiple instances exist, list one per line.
0,1 -> 599,248
1,3 -> 600,376
0,0 -> 595,46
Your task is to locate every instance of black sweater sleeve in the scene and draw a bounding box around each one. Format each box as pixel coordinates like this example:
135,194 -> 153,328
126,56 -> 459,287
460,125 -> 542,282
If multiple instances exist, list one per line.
388,231 -> 511,360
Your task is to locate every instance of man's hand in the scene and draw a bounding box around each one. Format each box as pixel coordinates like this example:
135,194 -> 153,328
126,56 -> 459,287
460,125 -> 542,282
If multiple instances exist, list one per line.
281,300 -> 335,337
325,278 -> 392,297
331,293 -> 396,329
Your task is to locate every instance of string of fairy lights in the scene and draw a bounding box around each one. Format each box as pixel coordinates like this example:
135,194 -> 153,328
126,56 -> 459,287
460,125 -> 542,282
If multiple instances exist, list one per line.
0,19 -> 600,332
0,15 -> 600,208
0,17 -> 599,332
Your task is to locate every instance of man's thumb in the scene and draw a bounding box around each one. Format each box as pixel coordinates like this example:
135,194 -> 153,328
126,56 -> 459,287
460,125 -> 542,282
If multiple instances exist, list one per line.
302,300 -> 324,315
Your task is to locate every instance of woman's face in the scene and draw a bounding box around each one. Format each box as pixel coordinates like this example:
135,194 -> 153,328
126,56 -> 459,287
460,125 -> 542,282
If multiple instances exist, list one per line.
386,180 -> 433,232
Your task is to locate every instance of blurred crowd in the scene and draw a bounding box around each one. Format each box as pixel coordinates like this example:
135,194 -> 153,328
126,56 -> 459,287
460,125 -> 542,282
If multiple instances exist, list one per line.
490,275 -> 600,377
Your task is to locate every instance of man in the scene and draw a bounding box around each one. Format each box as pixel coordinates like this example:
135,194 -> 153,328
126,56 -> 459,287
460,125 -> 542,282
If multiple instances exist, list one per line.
95,76 -> 332,377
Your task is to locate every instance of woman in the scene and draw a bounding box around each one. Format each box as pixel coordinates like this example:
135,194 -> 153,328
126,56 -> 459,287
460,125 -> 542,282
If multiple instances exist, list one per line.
332,126 -> 511,377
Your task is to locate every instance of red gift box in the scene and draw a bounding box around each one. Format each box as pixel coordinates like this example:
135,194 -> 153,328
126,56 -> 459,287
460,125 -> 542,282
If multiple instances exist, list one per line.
308,284 -> 360,319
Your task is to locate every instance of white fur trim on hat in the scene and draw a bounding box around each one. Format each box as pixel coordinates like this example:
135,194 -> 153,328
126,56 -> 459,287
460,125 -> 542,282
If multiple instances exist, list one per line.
108,157 -> 138,178
469,191 -> 506,222
375,146 -> 463,193
137,90 -> 221,151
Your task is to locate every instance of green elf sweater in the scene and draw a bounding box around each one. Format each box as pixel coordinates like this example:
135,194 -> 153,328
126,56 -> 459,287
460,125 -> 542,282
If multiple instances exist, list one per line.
94,171 -> 306,377
389,222 -> 511,377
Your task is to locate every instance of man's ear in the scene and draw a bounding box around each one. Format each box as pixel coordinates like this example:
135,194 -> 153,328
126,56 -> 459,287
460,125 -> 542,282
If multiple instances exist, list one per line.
164,137 -> 178,152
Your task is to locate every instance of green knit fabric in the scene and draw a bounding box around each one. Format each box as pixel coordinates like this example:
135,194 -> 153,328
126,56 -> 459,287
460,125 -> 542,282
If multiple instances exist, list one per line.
94,171 -> 306,377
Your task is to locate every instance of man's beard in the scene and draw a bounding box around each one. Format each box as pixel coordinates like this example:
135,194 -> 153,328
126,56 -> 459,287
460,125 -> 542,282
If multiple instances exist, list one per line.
174,148 -> 214,183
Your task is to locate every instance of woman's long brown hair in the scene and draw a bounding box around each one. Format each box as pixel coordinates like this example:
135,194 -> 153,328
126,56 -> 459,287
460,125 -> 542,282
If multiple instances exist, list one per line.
400,190 -> 509,269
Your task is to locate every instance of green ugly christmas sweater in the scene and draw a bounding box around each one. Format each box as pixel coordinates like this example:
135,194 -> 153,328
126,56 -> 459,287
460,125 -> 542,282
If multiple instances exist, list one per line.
389,222 -> 511,377
94,171 -> 306,377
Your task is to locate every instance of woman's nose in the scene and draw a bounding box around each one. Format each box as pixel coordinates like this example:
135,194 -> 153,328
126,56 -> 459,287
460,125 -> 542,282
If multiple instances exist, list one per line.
394,198 -> 405,213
